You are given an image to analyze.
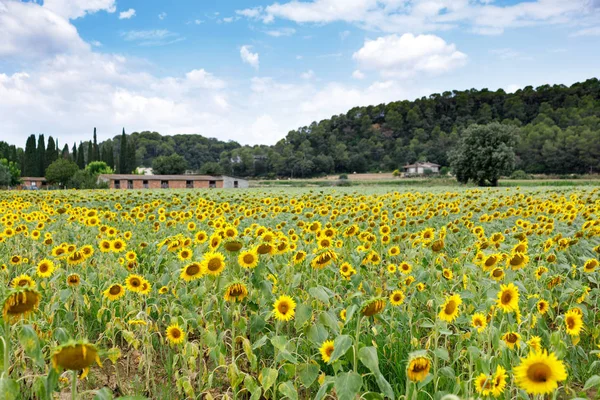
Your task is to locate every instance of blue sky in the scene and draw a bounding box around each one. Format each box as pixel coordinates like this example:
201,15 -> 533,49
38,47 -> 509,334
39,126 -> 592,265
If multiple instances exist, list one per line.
1,0 -> 599,147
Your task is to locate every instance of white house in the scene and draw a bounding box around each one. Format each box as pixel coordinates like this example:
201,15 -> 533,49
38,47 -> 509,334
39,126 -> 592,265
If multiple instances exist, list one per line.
403,162 -> 440,175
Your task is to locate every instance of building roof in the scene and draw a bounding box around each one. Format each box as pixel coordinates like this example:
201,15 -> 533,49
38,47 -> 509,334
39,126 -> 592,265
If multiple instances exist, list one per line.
99,174 -> 222,181
403,162 -> 440,168
21,177 -> 47,181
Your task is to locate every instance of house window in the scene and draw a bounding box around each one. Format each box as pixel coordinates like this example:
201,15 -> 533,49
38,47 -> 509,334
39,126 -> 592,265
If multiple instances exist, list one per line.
127,180 -> 134,189
161,180 -> 169,189
209,180 -> 216,188
114,180 -> 120,189
143,180 -> 149,189
234,181 -> 239,188
186,180 -> 193,188
31,182 -> 37,187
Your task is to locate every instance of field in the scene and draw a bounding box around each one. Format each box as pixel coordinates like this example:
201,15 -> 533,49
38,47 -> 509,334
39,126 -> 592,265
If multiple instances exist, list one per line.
1,186 -> 600,399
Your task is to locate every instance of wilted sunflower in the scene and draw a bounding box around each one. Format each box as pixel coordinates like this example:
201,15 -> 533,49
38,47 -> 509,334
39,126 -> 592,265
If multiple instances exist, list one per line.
125,274 -> 144,292
389,290 -> 405,306
471,313 -> 487,333
224,240 -> 243,252
319,340 -> 334,363
439,294 -> 461,323
583,258 -> 598,273
497,283 -> 519,313
67,251 -> 85,265
103,284 -> 125,301
564,308 -> 583,336
11,274 -> 35,288
3,288 -> 41,322
238,250 -> 259,269
361,298 -> 386,317
180,262 -> 203,281
407,352 -> 431,382
311,249 -> 338,270
202,252 -> 226,276
514,351 -> 567,395
223,282 -> 248,302
166,324 -> 186,345
273,295 -> 296,321
51,340 -> 102,379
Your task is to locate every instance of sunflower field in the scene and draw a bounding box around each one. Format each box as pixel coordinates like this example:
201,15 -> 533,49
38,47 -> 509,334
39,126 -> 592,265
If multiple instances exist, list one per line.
1,187 -> 600,400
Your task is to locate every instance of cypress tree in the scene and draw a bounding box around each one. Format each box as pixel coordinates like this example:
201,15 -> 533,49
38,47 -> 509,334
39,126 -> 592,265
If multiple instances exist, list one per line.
87,141 -> 93,166
77,142 -> 85,169
127,140 -> 137,172
24,135 -> 37,177
72,143 -> 77,163
106,143 -> 115,170
119,129 -> 128,173
62,144 -> 70,159
93,128 -> 100,162
46,136 -> 57,169
37,134 -> 46,177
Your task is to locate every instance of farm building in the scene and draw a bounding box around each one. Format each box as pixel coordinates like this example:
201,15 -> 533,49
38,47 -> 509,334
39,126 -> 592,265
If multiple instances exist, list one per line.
98,174 -> 248,189
21,177 -> 47,190
403,162 -> 440,176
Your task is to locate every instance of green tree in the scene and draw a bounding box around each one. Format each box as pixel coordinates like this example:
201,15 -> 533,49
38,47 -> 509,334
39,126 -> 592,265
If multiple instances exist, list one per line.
87,141 -> 93,166
199,161 -> 223,175
449,122 -> 518,186
93,128 -> 100,162
118,129 -> 128,173
46,136 -> 58,169
85,161 -> 113,175
76,142 -> 85,169
152,154 -> 188,175
0,159 -> 21,186
0,164 -> 11,187
37,134 -> 46,177
45,158 -> 79,188
23,135 -> 37,177
62,144 -> 70,160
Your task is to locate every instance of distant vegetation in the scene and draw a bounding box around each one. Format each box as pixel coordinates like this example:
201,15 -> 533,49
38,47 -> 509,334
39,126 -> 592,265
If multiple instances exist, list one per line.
1,77 -> 599,182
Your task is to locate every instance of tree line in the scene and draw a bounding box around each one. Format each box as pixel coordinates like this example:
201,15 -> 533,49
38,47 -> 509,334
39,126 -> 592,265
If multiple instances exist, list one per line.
1,77 -> 599,184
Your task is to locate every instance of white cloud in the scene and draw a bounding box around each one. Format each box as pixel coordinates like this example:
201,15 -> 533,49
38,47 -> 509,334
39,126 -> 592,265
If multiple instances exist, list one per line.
240,45 -> 260,69
194,19 -> 203,25
222,17 -> 235,23
571,26 -> 600,36
158,12 -> 167,20
185,69 -> 226,89
43,0 -> 116,19
264,27 -> 296,37
119,8 -> 136,19
257,0 -> 595,35
301,70 -> 315,79
235,6 -> 273,23
0,0 -> 89,59
121,30 -> 184,46
352,70 -> 365,79
352,33 -> 467,77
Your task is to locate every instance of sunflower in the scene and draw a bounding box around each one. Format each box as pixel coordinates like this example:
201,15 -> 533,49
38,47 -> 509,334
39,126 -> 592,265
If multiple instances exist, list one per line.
319,340 -> 334,363
223,282 -> 248,302
238,250 -> 259,269
224,240 -> 243,252
389,290 -> 405,306
11,274 -> 35,288
490,267 -> 504,281
99,239 -> 112,252
407,353 -> 431,382
514,351 -> 567,395
497,283 -> 519,313
103,284 -> 125,301
502,331 -> 521,349
507,252 -> 529,270
178,248 -> 193,261
339,262 -> 356,279
387,264 -> 397,274
439,294 -> 461,323
180,262 -> 203,281
67,274 -> 81,287
2,288 -> 41,322
67,251 -> 85,265
583,258 -> 598,273
442,268 -> 453,280
536,299 -> 549,315
491,366 -> 508,397
9,255 -> 21,265
166,324 -> 186,345
273,295 -> 296,321
159,286 -> 169,294
476,365 -> 507,398
361,298 -> 386,317
527,336 -> 542,353
471,313 -> 487,333
535,266 -> 548,280
475,373 -> 494,397
202,252 -> 226,276
51,340 -> 102,379
339,309 -> 346,321
293,250 -> 307,264
111,239 -> 126,252
139,280 -> 151,295
564,308 -> 583,336
125,274 -> 144,292
399,262 -> 412,274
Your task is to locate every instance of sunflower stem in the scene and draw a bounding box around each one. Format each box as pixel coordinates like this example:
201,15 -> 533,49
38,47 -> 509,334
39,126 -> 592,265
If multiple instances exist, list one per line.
71,370 -> 78,400
353,316 -> 363,373
2,322 -> 9,379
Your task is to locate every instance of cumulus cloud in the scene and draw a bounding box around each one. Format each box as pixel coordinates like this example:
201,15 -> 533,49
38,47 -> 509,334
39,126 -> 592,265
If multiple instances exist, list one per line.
43,0 -> 116,19
352,33 -> 467,77
119,8 -> 136,19
240,45 -> 260,69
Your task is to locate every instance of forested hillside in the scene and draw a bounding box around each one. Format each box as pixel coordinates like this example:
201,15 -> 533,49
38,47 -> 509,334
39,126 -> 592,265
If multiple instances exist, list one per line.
3,77 -> 599,179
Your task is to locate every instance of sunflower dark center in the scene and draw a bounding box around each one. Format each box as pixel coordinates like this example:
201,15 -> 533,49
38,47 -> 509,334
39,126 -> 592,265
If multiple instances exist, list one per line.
527,363 -> 551,383
444,301 -> 457,314
186,264 -> 200,275
207,258 -> 221,271
243,254 -> 255,264
501,292 -> 512,304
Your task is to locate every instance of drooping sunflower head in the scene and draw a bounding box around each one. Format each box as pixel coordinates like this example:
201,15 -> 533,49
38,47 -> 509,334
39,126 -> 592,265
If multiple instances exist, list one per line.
224,240 -> 243,252
361,298 -> 386,317
180,262 -> 203,281
273,295 -> 296,321
51,340 -> 101,372
514,351 -> 567,395
223,282 -> 249,302
3,288 -> 41,322
319,340 -> 335,363
583,258 -> 598,273
407,352 -> 431,382
439,294 -> 461,323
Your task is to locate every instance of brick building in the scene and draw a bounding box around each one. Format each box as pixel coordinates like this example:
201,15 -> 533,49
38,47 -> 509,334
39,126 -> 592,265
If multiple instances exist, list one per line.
98,174 -> 248,189
21,177 -> 47,189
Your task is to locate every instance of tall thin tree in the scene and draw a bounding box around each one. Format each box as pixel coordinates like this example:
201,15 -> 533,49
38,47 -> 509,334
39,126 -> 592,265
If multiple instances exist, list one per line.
37,134 -> 46,177
119,128 -> 128,173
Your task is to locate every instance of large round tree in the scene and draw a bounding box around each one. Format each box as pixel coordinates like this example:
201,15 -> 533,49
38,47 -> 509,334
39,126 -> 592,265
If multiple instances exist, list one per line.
450,122 -> 519,186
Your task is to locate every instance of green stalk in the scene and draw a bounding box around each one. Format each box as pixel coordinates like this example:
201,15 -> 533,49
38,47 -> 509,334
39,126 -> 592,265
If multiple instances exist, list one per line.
354,316 -> 363,373
71,370 -> 78,400
2,322 -> 10,379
